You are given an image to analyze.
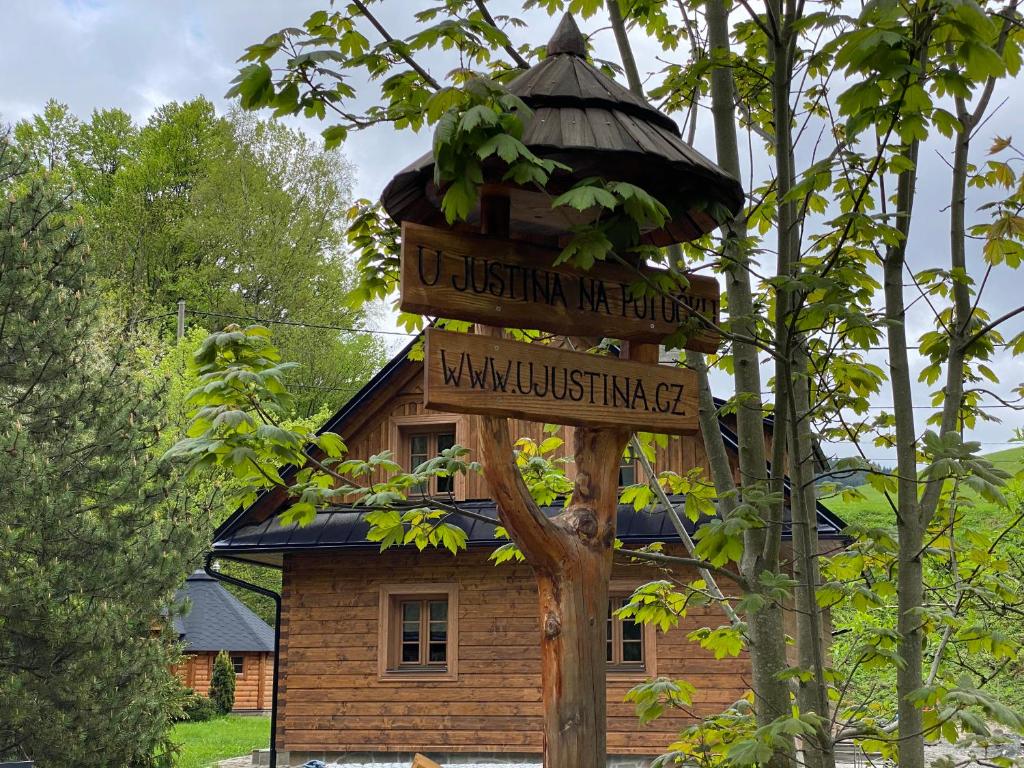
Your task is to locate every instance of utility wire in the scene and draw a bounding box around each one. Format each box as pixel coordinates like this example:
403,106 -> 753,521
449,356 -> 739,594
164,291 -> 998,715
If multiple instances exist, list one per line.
188,309 -> 416,337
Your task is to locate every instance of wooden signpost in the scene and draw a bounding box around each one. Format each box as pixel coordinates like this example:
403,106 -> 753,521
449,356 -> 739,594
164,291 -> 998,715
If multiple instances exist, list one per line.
400,221 -> 721,354
423,328 -> 699,434
382,14 -> 740,767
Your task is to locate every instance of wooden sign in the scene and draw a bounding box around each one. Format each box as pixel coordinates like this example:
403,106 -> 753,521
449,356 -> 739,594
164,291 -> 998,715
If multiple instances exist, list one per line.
423,328 -> 699,434
400,222 -> 721,353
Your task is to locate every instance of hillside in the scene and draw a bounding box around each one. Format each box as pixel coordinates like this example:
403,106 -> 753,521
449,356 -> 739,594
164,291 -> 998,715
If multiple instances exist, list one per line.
823,445 -> 1024,529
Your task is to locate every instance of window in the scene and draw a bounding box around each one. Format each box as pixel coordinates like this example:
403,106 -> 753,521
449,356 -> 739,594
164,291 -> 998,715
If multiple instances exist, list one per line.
378,583 -> 459,681
397,598 -> 448,666
230,655 -> 244,676
606,586 -> 657,678
618,454 -> 637,487
408,429 -> 456,495
607,596 -> 645,669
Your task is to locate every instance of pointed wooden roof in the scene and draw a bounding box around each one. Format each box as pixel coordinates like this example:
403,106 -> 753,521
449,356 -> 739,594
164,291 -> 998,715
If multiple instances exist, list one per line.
381,14 -> 743,246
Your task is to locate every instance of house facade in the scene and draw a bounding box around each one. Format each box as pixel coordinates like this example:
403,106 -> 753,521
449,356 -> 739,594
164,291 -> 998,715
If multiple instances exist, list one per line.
211,340 -> 847,765
173,570 -> 275,713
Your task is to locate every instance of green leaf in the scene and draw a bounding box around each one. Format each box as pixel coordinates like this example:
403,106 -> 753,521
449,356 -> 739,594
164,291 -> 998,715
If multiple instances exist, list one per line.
476,133 -> 527,164
552,184 -> 619,212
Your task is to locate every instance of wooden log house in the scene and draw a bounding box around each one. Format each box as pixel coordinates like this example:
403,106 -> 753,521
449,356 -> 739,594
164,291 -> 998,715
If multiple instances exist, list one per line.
172,570 -> 275,713
211,338 -> 848,766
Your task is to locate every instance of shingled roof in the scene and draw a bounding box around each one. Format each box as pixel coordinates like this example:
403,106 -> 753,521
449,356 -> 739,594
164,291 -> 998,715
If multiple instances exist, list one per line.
173,570 -> 274,653
381,14 -> 743,247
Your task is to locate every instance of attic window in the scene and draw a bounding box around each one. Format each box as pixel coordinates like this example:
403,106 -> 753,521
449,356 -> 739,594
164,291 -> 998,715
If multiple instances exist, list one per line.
407,429 -> 456,495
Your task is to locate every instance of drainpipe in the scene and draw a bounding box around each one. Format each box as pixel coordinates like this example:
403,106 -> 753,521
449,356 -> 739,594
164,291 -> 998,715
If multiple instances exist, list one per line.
204,553 -> 281,768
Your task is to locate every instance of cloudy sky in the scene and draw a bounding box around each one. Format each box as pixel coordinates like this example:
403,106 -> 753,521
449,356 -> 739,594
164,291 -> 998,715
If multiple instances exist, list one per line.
3,0 -> 1022,464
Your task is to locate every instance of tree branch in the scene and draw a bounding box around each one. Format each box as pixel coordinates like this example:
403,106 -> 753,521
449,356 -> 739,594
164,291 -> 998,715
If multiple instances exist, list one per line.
350,0 -> 441,90
475,0 -> 530,69
615,547 -> 749,588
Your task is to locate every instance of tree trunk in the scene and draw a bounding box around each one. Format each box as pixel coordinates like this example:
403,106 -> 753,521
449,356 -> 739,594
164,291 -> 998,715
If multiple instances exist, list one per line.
476,352 -> 627,767
536,550 -> 612,765
883,143 -> 925,768
788,347 -> 835,768
705,0 -> 795,762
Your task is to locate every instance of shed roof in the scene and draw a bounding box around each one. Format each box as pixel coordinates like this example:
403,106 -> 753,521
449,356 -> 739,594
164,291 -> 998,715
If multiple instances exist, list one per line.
173,570 -> 274,653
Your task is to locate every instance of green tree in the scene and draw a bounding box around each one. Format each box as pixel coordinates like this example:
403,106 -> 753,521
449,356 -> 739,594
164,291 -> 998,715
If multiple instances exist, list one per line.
209,651 -> 237,715
13,98 -> 389,416
0,136 -> 207,766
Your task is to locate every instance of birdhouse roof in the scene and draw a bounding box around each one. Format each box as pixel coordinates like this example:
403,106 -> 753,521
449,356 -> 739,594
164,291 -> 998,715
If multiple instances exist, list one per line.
381,14 -> 743,245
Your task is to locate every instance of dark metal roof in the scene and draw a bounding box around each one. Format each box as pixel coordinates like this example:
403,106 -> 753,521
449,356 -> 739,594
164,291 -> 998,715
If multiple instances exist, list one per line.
380,14 -> 743,246
212,495 -> 847,568
173,570 -> 274,653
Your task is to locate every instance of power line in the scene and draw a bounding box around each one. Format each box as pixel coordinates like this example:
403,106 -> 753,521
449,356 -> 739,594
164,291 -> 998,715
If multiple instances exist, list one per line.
187,309 -> 416,338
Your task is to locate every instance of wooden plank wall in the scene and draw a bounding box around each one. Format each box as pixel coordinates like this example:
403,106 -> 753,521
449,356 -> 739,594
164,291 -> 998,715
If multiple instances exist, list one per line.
277,548 -> 750,756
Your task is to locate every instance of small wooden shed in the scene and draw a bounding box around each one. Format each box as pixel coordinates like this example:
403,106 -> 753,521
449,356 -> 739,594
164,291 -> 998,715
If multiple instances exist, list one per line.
172,570 -> 274,713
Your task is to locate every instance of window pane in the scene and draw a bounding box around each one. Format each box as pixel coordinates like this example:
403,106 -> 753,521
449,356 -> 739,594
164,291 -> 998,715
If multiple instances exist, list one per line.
401,600 -> 421,657
622,617 -> 642,643
429,600 -> 447,622
429,642 -> 447,663
622,640 -> 643,663
410,435 -> 429,463
434,435 -> 455,493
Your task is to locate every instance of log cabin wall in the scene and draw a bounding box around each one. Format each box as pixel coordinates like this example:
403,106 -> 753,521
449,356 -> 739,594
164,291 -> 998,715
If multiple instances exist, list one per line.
276,547 -> 748,757
172,653 -> 212,698
172,652 -> 273,711
233,651 -> 273,711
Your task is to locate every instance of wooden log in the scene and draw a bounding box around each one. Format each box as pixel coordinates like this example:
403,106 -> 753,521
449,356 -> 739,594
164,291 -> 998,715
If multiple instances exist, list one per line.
411,754 -> 442,768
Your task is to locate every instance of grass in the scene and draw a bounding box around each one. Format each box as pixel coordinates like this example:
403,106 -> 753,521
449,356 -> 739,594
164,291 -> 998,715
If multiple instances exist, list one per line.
171,715 -> 270,768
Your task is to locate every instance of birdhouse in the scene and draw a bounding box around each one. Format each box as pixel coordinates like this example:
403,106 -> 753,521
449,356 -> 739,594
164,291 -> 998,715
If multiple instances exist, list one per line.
381,14 -> 743,248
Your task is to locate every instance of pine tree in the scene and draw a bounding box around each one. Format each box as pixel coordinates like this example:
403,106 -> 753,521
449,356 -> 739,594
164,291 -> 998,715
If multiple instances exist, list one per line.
209,651 -> 236,715
0,134 -> 204,766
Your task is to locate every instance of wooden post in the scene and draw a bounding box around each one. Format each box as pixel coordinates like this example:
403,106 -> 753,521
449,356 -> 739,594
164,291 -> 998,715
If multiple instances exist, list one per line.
472,190 -> 629,768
